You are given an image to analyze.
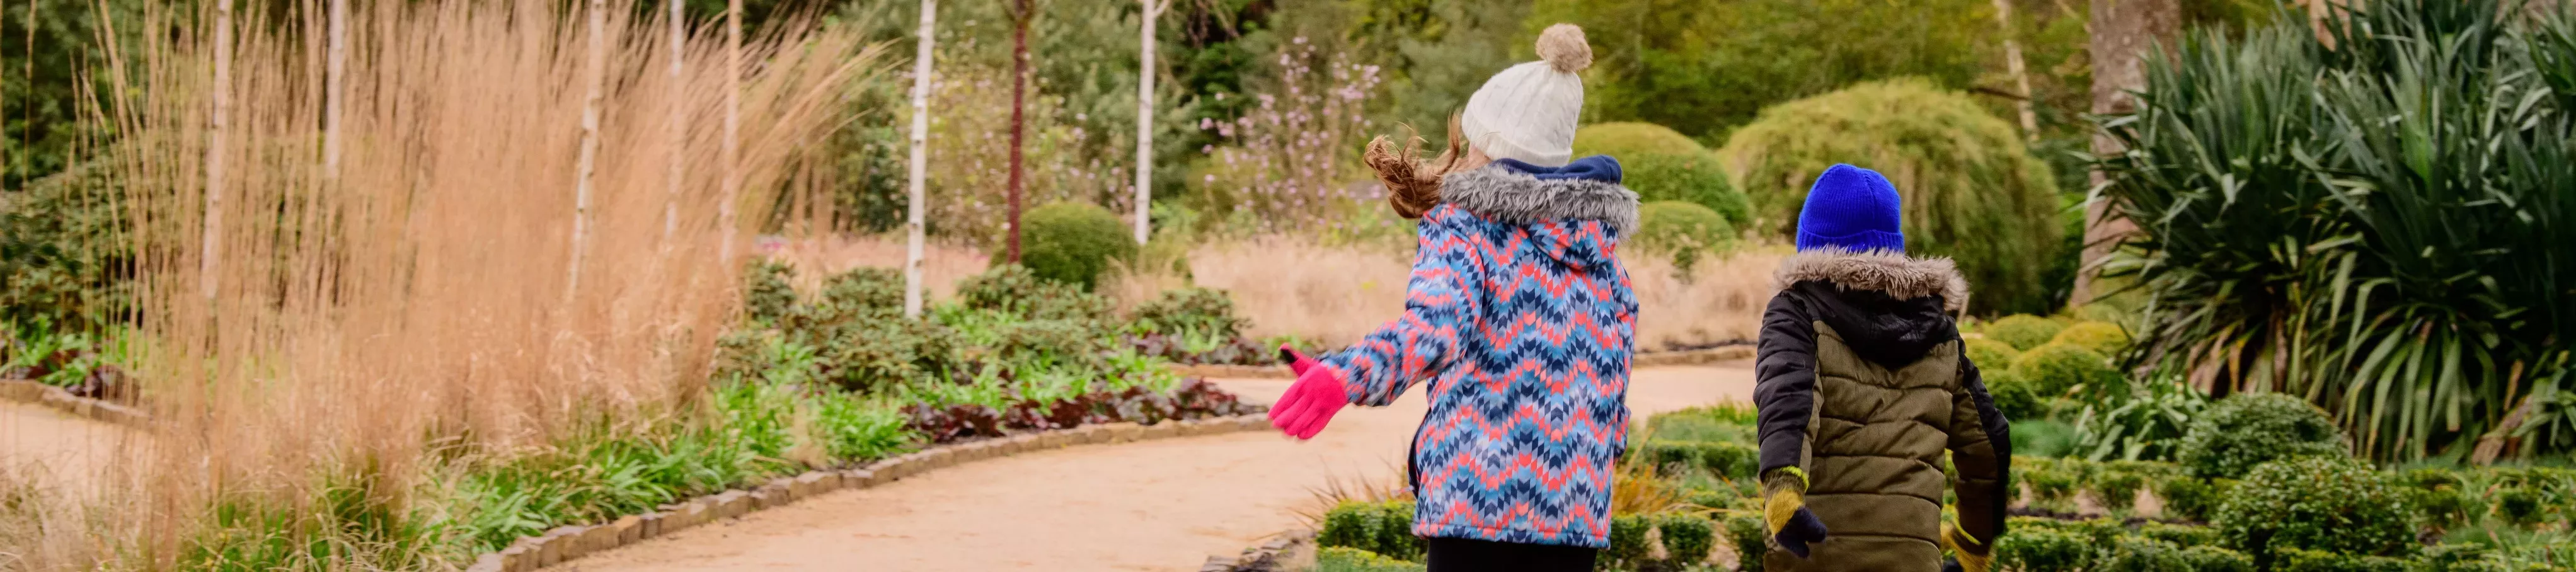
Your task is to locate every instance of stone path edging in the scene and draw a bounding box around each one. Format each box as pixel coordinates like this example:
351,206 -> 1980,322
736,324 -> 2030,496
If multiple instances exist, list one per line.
1170,345 -> 1752,380
0,379 -> 151,427
1199,529 -> 1312,572
471,413 -> 1279,572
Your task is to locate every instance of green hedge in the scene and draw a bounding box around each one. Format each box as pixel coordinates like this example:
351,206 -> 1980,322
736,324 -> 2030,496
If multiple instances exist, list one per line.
1985,314 -> 2066,351
1318,500 -> 1423,562
1633,201 -> 1734,272
1638,439 -> 1759,481
2176,393 -> 2349,479
2214,457 -> 2418,565
1316,547 -> 1426,572
1572,122 -> 1753,226
2010,343 -> 2118,401
1720,79 -> 2064,315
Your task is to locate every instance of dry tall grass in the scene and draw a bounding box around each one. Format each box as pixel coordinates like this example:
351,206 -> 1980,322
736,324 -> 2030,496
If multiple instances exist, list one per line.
1107,237 -> 1784,350
32,1 -> 878,567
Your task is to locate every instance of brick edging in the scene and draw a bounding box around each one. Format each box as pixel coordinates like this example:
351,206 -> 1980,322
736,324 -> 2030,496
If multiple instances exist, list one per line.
1199,529 -> 1312,572
0,379 -> 151,427
471,414 -> 1279,572
1168,345 -> 1752,380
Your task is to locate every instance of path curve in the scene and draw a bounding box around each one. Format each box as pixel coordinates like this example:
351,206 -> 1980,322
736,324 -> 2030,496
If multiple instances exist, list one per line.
575,363 -> 1757,572
0,401 -> 146,500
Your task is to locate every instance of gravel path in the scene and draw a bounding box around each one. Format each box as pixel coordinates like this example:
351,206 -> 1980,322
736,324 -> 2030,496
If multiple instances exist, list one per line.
0,401 -> 145,499
572,363 -> 1757,572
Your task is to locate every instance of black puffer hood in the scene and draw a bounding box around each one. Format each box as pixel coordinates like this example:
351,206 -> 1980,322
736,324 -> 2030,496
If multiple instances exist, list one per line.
1773,248 -> 1969,367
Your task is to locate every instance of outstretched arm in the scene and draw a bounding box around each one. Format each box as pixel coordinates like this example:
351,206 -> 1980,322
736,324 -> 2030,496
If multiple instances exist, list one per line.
1316,220 -> 1474,407
1943,354 -> 2012,572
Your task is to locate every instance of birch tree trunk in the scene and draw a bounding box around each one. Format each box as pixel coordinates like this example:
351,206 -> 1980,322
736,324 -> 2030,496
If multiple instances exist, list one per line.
204,0 -> 234,302
1993,0 -> 2038,140
903,0 -> 937,318
569,0 -> 607,298
324,0 -> 347,179
664,0 -> 686,243
1004,0 -> 1028,263
1132,0 -> 1157,244
720,0 -> 744,265
2074,0 -> 2178,305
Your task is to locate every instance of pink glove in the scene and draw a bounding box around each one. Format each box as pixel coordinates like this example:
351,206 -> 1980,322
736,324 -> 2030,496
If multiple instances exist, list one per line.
1269,345 -> 1350,440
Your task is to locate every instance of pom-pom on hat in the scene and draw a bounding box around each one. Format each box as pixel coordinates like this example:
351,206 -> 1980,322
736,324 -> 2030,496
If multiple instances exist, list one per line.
1459,24 -> 1591,167
1795,164 -> 1907,253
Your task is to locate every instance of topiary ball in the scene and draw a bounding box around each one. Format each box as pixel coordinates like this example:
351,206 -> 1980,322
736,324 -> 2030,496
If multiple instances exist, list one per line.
1720,79 -> 2062,315
1985,314 -> 2066,351
1983,367 -> 2045,421
2008,343 -> 2119,401
1573,122 -> 1753,225
2051,321 -> 2132,357
1653,513 -> 1718,565
1009,202 -> 1137,291
2214,457 -> 2418,564
1965,336 -> 2022,369
1633,201 -> 1734,272
2176,393 -> 2350,479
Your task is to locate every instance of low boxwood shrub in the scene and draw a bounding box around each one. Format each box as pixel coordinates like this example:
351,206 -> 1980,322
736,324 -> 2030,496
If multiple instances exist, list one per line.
1604,514 -> 1654,569
2008,343 -> 2119,401
2175,393 -> 2350,479
1965,337 -> 2022,371
1012,202 -> 1137,291
1645,403 -> 1759,442
1316,547 -> 1426,572
2049,321 -> 2131,357
1996,525 -> 2095,571
1633,200 -> 1734,273
2153,475 -> 2226,522
2272,547 -> 2411,572
1126,287 -> 1248,339
1984,314 -> 2066,351
1653,513 -> 1716,565
2178,546 -> 2258,572
1722,512 -> 1768,572
2137,520 -> 2219,547
2214,457 -> 2418,565
1984,368 -> 2045,423
1318,500 -> 1423,561
1640,440 -> 1761,482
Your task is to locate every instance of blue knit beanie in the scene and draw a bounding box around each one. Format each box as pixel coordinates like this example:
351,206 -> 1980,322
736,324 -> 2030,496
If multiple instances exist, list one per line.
1795,164 -> 1905,253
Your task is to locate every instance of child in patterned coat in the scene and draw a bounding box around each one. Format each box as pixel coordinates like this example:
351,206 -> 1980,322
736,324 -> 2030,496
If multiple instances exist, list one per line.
1263,23 -> 1640,572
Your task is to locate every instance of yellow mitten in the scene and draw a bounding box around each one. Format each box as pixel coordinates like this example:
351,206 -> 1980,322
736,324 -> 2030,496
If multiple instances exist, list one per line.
1762,468 -> 1828,558
1941,522 -> 1992,572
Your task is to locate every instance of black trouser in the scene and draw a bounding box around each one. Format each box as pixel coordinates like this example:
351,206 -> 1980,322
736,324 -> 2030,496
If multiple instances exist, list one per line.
1424,537 -> 1599,572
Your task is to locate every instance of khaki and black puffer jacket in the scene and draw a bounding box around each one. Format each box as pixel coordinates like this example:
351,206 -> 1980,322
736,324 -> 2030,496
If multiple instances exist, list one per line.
1754,248 -> 2011,571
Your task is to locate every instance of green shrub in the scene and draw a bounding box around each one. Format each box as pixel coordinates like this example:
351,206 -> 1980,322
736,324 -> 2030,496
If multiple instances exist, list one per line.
957,264 -> 1114,324
1127,287 -> 1248,339
2137,520 -> 2219,547
1316,547 -> 1427,572
2153,476 -> 2228,522
1986,315 -> 2066,351
1645,403 -> 1759,442
1372,501 -> 1422,561
2497,487 -> 2547,526
816,266 -> 905,314
1653,513 -> 1717,565
1605,514 -> 1654,569
2093,537 -> 2189,572
0,164 -> 129,331
1723,512 -> 1768,572
2177,546 -> 2257,572
1318,501 -> 1374,551
2215,457 -> 2418,564
2019,457 -> 2086,512
2010,343 -> 2119,401
1985,368 -> 2046,421
1965,337 -> 2023,370
1008,202 -> 1137,291
743,260 -> 797,324
2011,419 -> 2079,459
2176,393 -> 2350,479
2273,547 -> 2412,572
1681,486 -> 1741,512
1719,79 -> 2064,315
1633,201 -> 1735,273
1996,525 -> 2095,571
2050,321 -> 2131,357
2091,467 -> 2148,511
1572,122 -> 1752,225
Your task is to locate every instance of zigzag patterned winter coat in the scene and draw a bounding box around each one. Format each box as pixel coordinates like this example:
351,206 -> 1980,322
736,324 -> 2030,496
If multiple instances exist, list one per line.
1316,156 -> 1640,549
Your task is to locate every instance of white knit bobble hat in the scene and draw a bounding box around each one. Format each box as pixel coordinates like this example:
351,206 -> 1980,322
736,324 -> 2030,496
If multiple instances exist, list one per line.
1459,23 -> 1593,167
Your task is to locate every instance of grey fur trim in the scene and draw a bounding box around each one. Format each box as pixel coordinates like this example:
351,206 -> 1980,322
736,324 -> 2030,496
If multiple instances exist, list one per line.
1440,166 -> 1640,235
1773,247 -> 1972,311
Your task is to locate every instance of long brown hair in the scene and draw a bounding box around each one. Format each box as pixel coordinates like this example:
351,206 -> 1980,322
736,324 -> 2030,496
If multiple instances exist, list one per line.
1364,113 -> 1471,219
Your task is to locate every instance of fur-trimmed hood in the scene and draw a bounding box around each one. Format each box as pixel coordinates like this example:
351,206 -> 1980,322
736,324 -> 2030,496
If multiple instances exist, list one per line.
1440,157 -> 1640,236
1772,248 -> 1969,367
1774,247 -> 1970,312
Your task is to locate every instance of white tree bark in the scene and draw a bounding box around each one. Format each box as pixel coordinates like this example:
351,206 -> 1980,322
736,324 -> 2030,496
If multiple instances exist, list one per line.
1132,0 -> 1158,244
664,0 -> 686,243
570,0 -> 607,298
1993,0 -> 2039,141
719,0 -> 744,265
902,0 -> 937,318
324,0 -> 348,178
204,0 -> 234,302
